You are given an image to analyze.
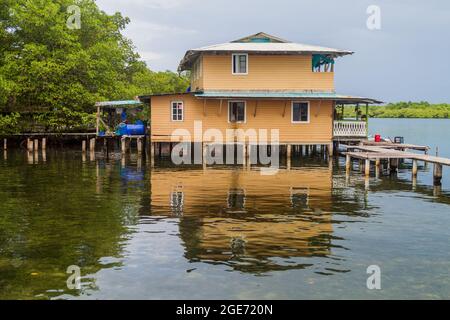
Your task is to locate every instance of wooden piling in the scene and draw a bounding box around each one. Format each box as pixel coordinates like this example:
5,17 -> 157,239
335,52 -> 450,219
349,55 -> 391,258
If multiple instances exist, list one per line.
121,137 -> 126,154
412,159 -> 418,177
41,138 -> 46,150
286,144 -> 291,170
137,138 -> 143,154
82,140 -> 87,153
34,139 -> 39,151
3,138 -> 6,151
327,143 -> 333,157
150,142 -> 155,167
90,138 -> 96,152
345,154 -> 351,171
433,163 -> 443,185
365,159 -> 370,176
26,138 -> 31,152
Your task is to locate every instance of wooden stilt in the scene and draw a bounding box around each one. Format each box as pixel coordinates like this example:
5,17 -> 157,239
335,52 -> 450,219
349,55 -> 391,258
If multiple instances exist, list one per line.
121,137 -> 126,154
287,144 -> 291,170
412,159 -> 418,177
327,143 -> 333,157
345,154 -> 351,171
27,138 -> 33,152
150,142 -> 155,167
242,143 -> 247,167
82,140 -> 87,153
90,138 -> 96,152
137,138 -> 143,154
34,139 -> 39,152
41,138 -> 46,150
202,143 -> 207,169
3,138 -> 7,151
365,159 -> 370,176
433,163 -> 442,186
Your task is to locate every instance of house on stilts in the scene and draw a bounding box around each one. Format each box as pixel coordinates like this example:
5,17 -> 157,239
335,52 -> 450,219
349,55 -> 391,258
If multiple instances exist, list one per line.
139,32 -> 381,164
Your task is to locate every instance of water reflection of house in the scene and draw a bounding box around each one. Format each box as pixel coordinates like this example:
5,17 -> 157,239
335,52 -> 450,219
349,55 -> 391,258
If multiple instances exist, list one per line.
151,167 -> 334,273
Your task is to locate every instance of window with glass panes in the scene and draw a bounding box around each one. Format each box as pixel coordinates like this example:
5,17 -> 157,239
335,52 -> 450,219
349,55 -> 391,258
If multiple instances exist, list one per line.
291,102 -> 309,123
229,101 -> 246,122
171,101 -> 183,121
232,54 -> 248,74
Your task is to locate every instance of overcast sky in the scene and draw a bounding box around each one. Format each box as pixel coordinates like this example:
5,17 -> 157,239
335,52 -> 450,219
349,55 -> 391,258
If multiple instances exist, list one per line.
96,0 -> 450,103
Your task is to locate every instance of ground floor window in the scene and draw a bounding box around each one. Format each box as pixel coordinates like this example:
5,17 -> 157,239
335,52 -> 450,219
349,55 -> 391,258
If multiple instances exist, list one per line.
228,101 -> 246,123
171,101 -> 184,121
291,101 -> 309,123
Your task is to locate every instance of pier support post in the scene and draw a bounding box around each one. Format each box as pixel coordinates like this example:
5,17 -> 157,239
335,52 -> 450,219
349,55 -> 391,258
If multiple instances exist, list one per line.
202,143 -> 207,169
150,142 -> 155,167
433,163 -> 443,186
412,159 -> 418,177
365,159 -> 370,176
41,138 -> 46,151
345,154 -> 351,172
390,158 -> 398,172
90,138 -> 96,152
121,137 -> 126,154
34,139 -> 39,152
137,138 -> 143,154
82,140 -> 87,153
327,143 -> 333,158
3,138 -> 7,151
27,138 -> 32,152
286,144 -> 291,170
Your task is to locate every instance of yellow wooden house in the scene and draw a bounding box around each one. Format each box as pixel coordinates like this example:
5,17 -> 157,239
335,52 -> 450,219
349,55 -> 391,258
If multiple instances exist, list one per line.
140,32 -> 380,160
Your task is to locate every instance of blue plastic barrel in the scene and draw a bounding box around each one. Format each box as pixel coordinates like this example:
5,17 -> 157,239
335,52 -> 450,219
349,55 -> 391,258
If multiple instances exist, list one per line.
126,124 -> 145,136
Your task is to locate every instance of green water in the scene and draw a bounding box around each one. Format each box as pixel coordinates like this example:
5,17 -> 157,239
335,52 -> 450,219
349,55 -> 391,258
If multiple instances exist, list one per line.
0,119 -> 449,299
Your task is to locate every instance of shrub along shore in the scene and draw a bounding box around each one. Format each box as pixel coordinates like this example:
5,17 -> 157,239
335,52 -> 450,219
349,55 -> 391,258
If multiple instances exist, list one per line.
343,102 -> 450,119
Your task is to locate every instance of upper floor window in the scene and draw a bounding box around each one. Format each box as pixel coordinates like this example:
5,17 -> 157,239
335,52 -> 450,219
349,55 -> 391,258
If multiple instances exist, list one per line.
232,53 -> 248,75
171,101 -> 184,121
312,54 -> 334,72
291,102 -> 309,123
228,101 -> 246,123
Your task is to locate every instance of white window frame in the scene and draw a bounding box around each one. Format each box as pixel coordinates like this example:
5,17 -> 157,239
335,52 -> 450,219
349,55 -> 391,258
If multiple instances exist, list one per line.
171,100 -> 184,122
228,101 -> 246,123
231,53 -> 248,75
291,101 -> 310,124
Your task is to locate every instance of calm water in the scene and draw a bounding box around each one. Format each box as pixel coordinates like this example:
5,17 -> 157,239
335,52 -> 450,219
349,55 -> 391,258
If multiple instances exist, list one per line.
0,119 -> 449,300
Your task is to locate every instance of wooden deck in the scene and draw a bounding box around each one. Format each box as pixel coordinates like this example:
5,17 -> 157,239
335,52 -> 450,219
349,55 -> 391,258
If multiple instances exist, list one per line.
340,141 -> 448,185
343,144 -> 450,166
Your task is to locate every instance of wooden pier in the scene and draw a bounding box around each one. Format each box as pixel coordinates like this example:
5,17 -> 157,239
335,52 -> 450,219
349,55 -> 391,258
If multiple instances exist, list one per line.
342,141 -> 448,185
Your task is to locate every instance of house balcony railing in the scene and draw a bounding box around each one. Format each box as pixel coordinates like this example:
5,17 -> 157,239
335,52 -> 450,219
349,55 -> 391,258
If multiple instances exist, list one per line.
333,120 -> 367,138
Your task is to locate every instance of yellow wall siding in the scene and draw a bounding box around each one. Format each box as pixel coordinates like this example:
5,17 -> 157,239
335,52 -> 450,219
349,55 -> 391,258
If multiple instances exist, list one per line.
190,56 -> 204,91
199,54 -> 334,91
151,94 -> 333,143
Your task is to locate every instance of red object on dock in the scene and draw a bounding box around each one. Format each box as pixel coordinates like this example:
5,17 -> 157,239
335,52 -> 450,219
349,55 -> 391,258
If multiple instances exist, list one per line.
375,134 -> 381,142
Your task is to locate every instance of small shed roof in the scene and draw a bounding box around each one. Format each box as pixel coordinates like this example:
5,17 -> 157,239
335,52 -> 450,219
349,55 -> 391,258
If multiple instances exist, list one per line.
95,100 -> 143,108
178,32 -> 353,71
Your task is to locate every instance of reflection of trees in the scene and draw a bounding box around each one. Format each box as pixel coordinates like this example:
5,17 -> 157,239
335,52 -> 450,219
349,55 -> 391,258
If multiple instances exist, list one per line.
0,155 -> 146,299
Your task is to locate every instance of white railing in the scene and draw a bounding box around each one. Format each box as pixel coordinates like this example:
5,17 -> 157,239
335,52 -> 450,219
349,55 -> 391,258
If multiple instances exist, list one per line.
333,121 -> 367,137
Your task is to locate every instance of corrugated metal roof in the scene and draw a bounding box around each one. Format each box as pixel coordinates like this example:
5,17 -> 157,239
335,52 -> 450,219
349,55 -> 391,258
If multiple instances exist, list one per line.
190,42 -> 352,55
194,91 -> 382,104
178,33 -> 353,71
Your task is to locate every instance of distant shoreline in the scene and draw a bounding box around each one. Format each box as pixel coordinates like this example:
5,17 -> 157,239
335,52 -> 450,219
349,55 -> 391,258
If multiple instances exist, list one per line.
343,102 -> 450,119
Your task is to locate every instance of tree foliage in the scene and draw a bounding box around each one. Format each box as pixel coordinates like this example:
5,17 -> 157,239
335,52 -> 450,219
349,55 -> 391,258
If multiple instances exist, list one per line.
0,0 -> 188,131
344,102 -> 450,119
